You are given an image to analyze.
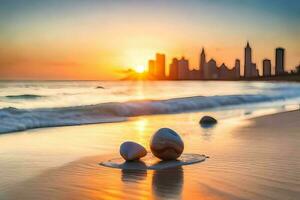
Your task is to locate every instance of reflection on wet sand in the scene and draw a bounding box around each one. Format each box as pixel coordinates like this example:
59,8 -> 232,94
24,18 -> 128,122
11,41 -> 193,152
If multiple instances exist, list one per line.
122,168 -> 148,183
152,167 -> 184,200
121,161 -> 147,183
120,160 -> 184,200
200,124 -> 216,141
121,165 -> 184,200
200,123 -> 217,129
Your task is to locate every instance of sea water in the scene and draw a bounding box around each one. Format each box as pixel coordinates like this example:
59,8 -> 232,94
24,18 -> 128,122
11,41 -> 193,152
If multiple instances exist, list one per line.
0,80 -> 300,133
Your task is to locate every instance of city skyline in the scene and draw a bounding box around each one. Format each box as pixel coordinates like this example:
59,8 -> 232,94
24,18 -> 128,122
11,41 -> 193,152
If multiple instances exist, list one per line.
145,41 -> 299,80
0,0 -> 299,80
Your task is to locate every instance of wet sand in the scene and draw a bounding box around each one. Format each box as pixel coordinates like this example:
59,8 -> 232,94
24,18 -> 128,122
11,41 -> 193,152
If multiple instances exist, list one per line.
1,110 -> 300,200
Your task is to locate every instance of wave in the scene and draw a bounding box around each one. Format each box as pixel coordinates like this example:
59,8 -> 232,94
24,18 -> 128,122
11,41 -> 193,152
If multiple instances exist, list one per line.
0,92 -> 300,134
5,94 -> 45,99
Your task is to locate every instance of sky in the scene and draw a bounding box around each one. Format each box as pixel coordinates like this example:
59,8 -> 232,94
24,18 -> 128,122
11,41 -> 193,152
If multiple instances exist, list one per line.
0,0 -> 299,80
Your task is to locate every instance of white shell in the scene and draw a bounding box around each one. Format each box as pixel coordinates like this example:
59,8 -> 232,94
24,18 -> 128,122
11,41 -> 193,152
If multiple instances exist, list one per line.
120,141 -> 147,161
150,128 -> 184,160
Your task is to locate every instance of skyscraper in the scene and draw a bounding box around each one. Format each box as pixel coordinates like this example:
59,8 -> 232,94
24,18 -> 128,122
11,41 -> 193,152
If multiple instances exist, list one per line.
148,60 -> 155,75
199,48 -> 206,79
275,48 -> 285,75
189,69 -> 199,80
234,59 -> 240,78
244,41 -> 252,78
204,59 -> 217,79
155,53 -> 166,79
218,63 -> 229,79
178,57 -> 189,80
251,63 -> 258,77
169,58 -> 179,80
263,59 -> 271,77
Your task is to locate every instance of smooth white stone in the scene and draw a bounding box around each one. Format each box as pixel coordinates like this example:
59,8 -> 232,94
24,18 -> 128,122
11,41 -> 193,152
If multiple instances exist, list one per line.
150,128 -> 184,160
120,141 -> 147,161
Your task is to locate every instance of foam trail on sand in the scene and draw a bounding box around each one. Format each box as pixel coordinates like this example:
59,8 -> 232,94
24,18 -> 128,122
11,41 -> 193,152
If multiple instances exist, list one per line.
100,153 -> 207,170
0,92 -> 300,134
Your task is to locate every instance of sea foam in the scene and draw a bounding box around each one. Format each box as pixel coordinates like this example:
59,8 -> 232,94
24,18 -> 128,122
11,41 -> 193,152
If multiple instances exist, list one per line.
0,92 -> 300,133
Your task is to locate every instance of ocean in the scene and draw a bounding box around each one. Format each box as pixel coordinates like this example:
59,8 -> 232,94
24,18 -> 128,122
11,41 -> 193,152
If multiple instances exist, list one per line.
1,80 -> 300,133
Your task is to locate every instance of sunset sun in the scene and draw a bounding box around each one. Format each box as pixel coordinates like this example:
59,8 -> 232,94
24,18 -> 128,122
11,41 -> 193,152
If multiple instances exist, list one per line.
135,65 -> 146,73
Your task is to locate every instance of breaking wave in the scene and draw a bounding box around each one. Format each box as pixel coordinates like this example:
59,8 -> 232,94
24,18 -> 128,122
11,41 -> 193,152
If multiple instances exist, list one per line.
0,92 -> 300,133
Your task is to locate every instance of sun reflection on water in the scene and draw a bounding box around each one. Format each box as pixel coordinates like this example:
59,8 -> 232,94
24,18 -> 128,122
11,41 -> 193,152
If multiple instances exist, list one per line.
133,118 -> 149,148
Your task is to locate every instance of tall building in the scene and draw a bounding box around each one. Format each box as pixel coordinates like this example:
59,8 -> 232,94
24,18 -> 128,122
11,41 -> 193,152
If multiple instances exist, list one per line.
234,59 -> 240,78
178,57 -> 189,80
189,69 -> 199,80
244,41 -> 253,78
251,63 -> 259,77
199,48 -> 206,79
255,69 -> 259,77
169,58 -> 179,80
263,59 -> 271,77
155,53 -> 166,79
218,63 -> 237,80
218,63 -> 229,79
275,48 -> 285,75
148,60 -> 155,75
204,59 -> 217,79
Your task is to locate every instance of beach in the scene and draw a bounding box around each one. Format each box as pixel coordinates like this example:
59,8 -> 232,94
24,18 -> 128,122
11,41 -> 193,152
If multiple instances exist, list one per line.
0,109 -> 299,200
1,0 -> 300,199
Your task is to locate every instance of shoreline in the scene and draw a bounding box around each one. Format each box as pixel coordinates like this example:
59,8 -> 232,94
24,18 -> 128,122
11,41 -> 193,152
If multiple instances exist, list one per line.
122,74 -> 300,82
248,109 -> 300,121
1,75 -> 300,82
242,109 -> 300,134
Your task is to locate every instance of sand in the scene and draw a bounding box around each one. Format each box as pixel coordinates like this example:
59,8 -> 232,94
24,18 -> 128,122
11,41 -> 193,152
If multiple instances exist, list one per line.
1,110 -> 299,200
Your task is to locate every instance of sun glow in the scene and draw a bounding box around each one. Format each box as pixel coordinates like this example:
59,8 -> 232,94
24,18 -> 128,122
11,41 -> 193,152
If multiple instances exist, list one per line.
135,65 -> 147,73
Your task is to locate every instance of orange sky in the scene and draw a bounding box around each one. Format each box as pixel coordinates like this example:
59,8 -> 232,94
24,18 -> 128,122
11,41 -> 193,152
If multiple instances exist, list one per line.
0,1 -> 299,80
